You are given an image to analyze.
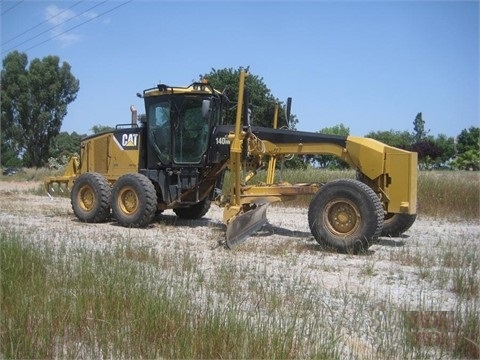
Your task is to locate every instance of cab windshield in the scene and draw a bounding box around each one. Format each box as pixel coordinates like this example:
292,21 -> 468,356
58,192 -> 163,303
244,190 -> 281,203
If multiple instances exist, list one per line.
148,96 -> 213,164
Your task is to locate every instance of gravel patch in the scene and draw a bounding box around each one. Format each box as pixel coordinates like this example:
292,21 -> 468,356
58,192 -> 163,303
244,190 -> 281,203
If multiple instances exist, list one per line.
1,180 -> 479,358
2,185 -> 478,308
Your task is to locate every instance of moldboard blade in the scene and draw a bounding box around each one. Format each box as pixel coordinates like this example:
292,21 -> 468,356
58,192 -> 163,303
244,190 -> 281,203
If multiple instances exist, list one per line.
225,204 -> 268,249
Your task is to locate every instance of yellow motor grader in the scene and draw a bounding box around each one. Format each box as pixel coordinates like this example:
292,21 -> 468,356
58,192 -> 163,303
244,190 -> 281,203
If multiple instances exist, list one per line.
45,70 -> 417,253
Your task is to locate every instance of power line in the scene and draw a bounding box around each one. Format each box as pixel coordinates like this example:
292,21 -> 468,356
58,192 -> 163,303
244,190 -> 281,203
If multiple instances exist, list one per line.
2,0 -> 109,55
2,1 -> 84,47
1,0 -> 24,16
22,0 -> 133,53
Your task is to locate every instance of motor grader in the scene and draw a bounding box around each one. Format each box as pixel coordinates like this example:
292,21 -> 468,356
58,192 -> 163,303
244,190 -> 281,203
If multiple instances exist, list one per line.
45,70 -> 417,253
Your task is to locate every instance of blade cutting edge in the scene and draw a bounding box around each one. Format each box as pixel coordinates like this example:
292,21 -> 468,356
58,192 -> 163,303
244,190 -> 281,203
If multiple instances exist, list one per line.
225,203 -> 268,249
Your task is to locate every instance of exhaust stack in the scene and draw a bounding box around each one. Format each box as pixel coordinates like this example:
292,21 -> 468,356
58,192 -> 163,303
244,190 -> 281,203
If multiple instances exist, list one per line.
130,105 -> 137,126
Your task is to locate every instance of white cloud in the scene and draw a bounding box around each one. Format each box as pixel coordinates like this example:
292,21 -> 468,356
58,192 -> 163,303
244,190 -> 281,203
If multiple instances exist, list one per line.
45,5 -> 76,26
43,4 -> 97,47
50,28 -> 82,48
82,11 -> 99,20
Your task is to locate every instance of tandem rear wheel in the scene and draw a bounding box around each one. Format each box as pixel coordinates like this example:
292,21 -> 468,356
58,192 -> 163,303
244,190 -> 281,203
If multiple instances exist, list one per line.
308,179 -> 384,254
111,173 -> 158,228
71,172 -> 111,223
173,198 -> 211,219
381,213 -> 417,237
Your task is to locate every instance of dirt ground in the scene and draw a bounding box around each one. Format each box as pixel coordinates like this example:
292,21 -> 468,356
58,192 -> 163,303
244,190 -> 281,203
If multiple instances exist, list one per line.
1,179 -> 478,307
1,179 -> 479,357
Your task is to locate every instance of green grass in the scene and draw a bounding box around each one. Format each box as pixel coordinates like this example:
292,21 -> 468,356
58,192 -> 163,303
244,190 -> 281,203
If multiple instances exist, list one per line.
2,227 -> 478,359
0,231 -> 341,359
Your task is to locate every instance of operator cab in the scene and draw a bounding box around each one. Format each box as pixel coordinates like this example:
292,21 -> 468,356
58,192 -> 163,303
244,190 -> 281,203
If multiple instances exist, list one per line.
141,81 -> 223,169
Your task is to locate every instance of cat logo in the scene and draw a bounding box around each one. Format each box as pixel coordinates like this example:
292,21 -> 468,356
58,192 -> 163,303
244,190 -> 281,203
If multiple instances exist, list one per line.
114,132 -> 139,150
122,133 -> 138,147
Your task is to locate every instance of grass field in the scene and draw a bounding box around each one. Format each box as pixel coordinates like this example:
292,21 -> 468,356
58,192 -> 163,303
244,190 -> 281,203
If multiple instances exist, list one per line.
1,168 -> 479,358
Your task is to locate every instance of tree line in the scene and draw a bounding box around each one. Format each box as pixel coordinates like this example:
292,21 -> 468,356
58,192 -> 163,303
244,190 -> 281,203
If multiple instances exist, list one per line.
313,119 -> 479,171
1,52 -> 478,171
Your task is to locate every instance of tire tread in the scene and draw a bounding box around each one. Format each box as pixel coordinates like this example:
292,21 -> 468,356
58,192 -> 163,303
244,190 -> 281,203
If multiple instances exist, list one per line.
71,172 -> 111,223
111,173 -> 157,227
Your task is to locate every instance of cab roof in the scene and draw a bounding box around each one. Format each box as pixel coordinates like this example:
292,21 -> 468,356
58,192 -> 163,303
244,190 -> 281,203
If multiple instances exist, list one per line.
142,81 -> 222,98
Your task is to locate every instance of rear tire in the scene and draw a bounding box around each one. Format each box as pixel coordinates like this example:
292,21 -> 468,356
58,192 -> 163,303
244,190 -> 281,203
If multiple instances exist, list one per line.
308,179 -> 384,254
71,172 -> 111,223
381,213 -> 416,237
173,198 -> 211,219
111,173 -> 157,227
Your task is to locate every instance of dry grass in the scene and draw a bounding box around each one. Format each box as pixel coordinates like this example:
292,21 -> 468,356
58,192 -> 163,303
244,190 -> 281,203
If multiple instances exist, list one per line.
3,168 -> 479,220
1,168 -> 479,358
417,170 -> 479,220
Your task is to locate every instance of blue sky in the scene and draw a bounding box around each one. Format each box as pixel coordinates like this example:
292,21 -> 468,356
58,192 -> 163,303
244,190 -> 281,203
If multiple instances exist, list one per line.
1,0 -> 478,138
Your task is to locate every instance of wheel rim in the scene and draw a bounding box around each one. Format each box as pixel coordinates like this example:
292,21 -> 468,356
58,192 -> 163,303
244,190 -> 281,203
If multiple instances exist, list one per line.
323,198 -> 361,236
383,212 -> 396,225
78,185 -> 95,212
118,186 -> 139,215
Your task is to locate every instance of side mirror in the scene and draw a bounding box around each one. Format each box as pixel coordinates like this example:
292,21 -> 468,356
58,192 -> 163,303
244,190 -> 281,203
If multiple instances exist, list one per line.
202,99 -> 211,121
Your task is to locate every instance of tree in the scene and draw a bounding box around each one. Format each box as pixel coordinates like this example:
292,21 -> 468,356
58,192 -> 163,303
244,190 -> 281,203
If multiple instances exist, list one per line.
432,134 -> 455,167
198,67 -> 297,129
314,124 -> 350,169
453,127 -> 480,170
49,131 -> 85,159
409,139 -> 443,170
364,129 -> 414,148
456,126 -> 480,154
1,51 -> 79,167
0,51 -> 27,166
453,150 -> 480,171
0,143 -> 22,167
413,112 -> 428,142
91,124 -> 115,134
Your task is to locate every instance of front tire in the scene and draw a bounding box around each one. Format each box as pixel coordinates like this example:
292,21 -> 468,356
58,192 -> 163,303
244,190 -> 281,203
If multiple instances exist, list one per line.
381,213 -> 416,237
308,179 -> 384,253
71,172 -> 111,223
111,173 -> 157,227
